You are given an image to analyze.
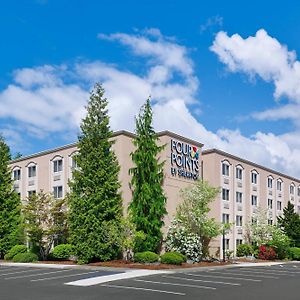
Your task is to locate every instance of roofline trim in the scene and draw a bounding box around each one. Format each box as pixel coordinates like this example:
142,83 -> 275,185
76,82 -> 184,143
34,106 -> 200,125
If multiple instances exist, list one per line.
202,148 -> 300,182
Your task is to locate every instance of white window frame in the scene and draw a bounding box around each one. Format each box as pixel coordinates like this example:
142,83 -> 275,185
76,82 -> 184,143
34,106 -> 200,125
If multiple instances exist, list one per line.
236,191 -> 243,203
13,169 -> 21,181
222,213 -> 230,224
267,177 -> 273,189
236,167 -> 243,180
251,195 -> 257,206
28,165 -> 36,178
53,159 -> 63,173
222,188 -> 229,201
236,215 -> 243,227
222,162 -> 230,176
53,186 -> 63,199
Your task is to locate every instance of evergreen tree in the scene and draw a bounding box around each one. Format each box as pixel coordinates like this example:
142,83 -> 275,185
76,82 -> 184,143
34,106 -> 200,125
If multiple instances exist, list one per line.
277,201 -> 300,247
0,135 -> 23,258
129,98 -> 167,253
68,83 -> 122,263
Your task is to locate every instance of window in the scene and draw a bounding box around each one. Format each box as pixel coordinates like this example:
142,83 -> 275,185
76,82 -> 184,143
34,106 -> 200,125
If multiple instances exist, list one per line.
236,239 -> 243,247
236,192 -> 243,203
222,163 -> 229,176
13,169 -> 21,181
251,172 -> 257,184
222,188 -> 229,201
268,199 -> 273,209
28,165 -> 36,178
236,167 -> 242,180
251,195 -> 257,206
71,156 -> 78,169
251,217 -> 257,225
53,186 -> 63,199
28,190 -> 36,197
267,177 -> 273,189
268,219 -> 273,225
53,159 -> 63,173
222,213 -> 230,224
298,187 -> 300,197
277,201 -> 282,211
277,180 -> 282,191
236,215 -> 243,226
290,184 -> 295,195
225,239 -> 230,250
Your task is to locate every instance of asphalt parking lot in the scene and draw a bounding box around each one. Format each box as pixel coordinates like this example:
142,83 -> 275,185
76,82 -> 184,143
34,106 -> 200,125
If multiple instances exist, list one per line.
1,263 -> 300,300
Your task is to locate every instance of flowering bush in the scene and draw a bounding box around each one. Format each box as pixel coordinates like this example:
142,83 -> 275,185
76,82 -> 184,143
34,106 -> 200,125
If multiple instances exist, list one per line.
165,220 -> 202,262
258,245 -> 277,260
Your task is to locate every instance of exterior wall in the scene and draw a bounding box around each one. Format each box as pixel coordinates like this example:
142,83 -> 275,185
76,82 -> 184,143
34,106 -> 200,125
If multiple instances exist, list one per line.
9,131 -> 203,233
202,150 -> 300,257
10,130 -> 300,258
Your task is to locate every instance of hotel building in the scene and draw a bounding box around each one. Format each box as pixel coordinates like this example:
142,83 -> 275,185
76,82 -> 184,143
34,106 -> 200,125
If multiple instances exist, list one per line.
9,130 -> 300,257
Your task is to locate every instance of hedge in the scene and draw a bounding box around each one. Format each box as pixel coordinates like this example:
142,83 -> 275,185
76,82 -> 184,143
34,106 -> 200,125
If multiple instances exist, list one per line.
160,252 -> 186,265
4,245 -> 27,261
236,244 -> 253,257
13,252 -> 38,263
289,247 -> 300,260
134,251 -> 159,263
50,244 -> 74,260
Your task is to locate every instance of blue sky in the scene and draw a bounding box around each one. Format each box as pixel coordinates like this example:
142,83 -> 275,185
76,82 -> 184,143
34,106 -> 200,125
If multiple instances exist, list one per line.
2,0 -> 300,176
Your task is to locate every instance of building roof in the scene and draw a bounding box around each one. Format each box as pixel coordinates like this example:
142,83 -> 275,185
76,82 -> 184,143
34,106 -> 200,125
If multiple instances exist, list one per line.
203,148 -> 300,183
10,130 -> 203,164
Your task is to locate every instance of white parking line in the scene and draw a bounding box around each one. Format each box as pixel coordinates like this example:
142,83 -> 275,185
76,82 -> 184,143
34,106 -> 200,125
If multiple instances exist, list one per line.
101,284 -> 186,296
31,271 -> 100,282
234,269 -> 295,277
5,269 -> 73,280
162,275 -> 241,286
185,273 -> 261,282
0,269 -> 43,276
208,271 -> 279,279
246,268 -> 300,274
134,279 -> 217,290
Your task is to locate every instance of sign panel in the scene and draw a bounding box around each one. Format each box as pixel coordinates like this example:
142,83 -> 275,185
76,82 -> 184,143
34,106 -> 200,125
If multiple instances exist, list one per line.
170,139 -> 199,180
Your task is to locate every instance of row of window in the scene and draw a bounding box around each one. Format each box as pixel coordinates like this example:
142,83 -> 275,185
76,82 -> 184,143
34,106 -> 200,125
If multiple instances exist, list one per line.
13,157 -> 78,181
222,188 -> 283,209
222,162 -> 299,195
222,214 -> 243,226
27,186 -> 63,199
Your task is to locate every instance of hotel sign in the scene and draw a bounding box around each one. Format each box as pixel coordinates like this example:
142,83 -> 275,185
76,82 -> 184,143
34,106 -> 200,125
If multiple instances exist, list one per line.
170,139 -> 200,180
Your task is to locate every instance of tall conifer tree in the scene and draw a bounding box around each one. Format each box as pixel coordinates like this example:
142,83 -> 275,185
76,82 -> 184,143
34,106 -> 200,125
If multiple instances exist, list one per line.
129,98 -> 167,252
277,201 -> 300,247
0,136 -> 22,258
68,83 -> 122,263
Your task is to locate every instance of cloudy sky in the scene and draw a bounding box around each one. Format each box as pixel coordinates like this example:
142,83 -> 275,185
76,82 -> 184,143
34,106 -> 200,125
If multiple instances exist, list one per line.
2,0 -> 300,177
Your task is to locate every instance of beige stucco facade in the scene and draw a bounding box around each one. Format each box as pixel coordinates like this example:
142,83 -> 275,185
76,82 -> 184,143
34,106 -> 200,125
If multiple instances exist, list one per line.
9,130 -> 300,258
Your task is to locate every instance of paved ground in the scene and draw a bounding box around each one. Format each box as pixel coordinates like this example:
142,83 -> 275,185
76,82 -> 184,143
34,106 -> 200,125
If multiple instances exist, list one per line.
0,262 -> 300,299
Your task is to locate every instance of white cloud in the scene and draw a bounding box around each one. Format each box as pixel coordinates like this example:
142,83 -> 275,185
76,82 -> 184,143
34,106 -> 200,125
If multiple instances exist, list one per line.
2,29 -> 300,177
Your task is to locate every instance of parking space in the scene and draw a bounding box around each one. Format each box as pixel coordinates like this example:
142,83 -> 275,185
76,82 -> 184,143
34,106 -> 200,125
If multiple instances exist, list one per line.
96,263 -> 300,299
1,263 -> 300,300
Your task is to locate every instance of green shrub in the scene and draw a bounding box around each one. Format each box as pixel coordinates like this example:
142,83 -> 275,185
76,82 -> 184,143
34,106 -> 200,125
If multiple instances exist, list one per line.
4,245 -> 27,260
13,252 -> 38,263
160,252 -> 186,265
50,244 -> 74,260
289,247 -> 300,260
134,251 -> 159,263
236,244 -> 253,257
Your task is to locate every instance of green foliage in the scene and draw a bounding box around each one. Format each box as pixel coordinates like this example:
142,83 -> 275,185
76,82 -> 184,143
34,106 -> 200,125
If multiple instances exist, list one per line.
160,252 -> 186,265
118,216 -> 146,261
236,244 -> 253,257
166,180 -> 220,260
22,191 -> 68,260
245,207 -> 290,259
68,83 -> 123,263
4,244 -> 27,260
129,98 -> 167,253
268,227 -> 291,259
277,201 -> 300,247
134,251 -> 159,263
0,135 -> 23,258
13,252 -> 38,263
50,244 -> 74,260
289,247 -> 300,260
